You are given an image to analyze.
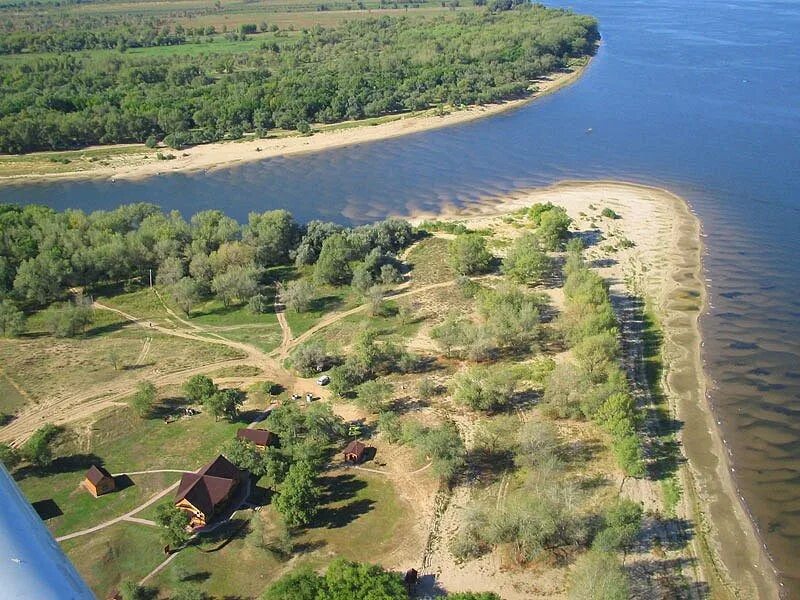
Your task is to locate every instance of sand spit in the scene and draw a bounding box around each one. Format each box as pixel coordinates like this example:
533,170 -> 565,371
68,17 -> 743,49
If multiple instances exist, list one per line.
407,181 -> 780,599
0,65 -> 588,186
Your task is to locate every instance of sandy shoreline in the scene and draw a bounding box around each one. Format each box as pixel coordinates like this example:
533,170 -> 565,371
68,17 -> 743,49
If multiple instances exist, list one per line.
0,63 -> 589,185
407,181 -> 781,599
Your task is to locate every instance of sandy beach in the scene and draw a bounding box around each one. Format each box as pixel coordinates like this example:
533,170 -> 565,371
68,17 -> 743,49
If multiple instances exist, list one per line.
406,181 -> 781,599
0,64 -> 588,185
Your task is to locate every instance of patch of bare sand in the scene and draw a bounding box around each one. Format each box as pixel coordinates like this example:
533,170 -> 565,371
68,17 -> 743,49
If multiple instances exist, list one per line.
0,66 -> 588,185
408,181 -> 779,599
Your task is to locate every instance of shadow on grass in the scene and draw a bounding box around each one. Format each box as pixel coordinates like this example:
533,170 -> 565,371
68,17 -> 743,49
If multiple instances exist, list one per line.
149,395 -> 193,420
306,295 -> 345,314
32,498 -> 63,520
14,452 -> 105,481
198,517 -> 252,553
314,498 -> 375,529
310,473 -> 375,529
114,474 -> 135,491
83,320 -> 128,338
180,571 -> 211,583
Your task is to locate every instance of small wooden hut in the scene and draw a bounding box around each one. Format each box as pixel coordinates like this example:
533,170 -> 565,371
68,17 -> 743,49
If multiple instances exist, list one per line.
236,428 -> 276,449
343,440 -> 367,463
83,465 -> 116,497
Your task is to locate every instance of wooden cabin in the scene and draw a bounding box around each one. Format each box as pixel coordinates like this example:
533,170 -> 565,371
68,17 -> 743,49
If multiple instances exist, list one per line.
236,428 -> 276,449
83,465 -> 115,497
174,455 -> 243,529
343,440 -> 367,464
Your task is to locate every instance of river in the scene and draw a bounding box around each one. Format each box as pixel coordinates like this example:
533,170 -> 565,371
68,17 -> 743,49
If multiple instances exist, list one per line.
1,0 -> 799,595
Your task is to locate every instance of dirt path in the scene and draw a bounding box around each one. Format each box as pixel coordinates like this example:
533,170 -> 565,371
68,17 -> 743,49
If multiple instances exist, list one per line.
282,279 -> 461,357
134,336 -> 152,366
273,284 -> 294,354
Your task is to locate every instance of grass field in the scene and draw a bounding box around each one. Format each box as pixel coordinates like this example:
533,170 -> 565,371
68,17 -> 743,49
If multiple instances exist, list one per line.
0,323 -> 244,404
19,470 -> 175,538
150,467 -> 411,597
62,522 -> 165,596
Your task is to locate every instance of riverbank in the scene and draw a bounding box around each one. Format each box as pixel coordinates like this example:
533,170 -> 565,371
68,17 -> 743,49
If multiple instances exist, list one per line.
0,62 -> 589,185
407,181 -> 781,599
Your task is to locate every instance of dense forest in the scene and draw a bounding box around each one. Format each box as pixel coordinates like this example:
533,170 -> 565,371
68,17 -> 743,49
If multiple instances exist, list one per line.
0,5 -> 598,153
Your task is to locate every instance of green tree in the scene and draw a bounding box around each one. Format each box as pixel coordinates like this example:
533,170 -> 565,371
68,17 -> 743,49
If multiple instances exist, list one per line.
131,381 -> 157,418
377,411 -> 403,443
567,550 -> 629,600
449,234 -> 493,276
204,388 -> 243,421
502,232 -> 552,284
416,421 -> 465,481
290,342 -> 331,376
211,265 -> 260,306
154,502 -> 192,547
323,558 -> 406,599
43,302 -> 93,338
274,460 -> 321,528
314,233 -> 353,285
0,443 -> 20,470
170,277 -> 201,315
182,374 -> 217,403
573,332 -> 620,383
280,279 -> 315,312
592,499 -> 643,555
0,299 -> 25,337
350,263 -> 374,294
447,593 -> 502,600
261,566 -> 323,600
354,379 -> 393,412
21,423 -> 59,468
13,252 -> 67,305
244,210 -> 300,266
223,438 -> 289,486
452,365 -> 518,412
157,255 -> 185,286
119,581 -> 148,600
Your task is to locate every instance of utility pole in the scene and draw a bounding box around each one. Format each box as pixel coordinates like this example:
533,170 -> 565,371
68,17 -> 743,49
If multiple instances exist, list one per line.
149,268 -> 153,288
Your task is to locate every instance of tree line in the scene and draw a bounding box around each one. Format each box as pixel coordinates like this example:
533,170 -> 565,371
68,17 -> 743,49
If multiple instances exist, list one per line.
0,202 -> 416,335
0,6 -> 598,152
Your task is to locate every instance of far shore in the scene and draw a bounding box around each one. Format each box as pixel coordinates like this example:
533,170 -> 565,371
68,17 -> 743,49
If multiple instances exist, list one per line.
406,181 -> 781,600
0,62 -> 589,185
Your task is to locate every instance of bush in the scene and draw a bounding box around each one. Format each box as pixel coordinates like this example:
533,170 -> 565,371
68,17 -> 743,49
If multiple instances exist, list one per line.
601,208 -> 620,219
567,550 -> 629,600
449,234 -> 493,275
248,293 -> 272,314
502,232 -> 552,284
377,411 -> 403,443
290,342 -> 332,377
451,365 -> 518,412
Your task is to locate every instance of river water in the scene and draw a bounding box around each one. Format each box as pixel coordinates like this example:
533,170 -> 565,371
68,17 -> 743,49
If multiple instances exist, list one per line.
2,0 -> 799,594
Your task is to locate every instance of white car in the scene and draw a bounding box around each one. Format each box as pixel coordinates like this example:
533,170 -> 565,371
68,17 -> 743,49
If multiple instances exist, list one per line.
316,375 -> 330,386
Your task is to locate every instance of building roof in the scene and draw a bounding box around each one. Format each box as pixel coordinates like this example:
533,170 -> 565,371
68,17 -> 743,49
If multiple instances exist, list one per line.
237,428 -> 274,447
198,454 -> 240,480
175,455 -> 240,518
343,440 -> 366,456
84,465 -> 113,486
